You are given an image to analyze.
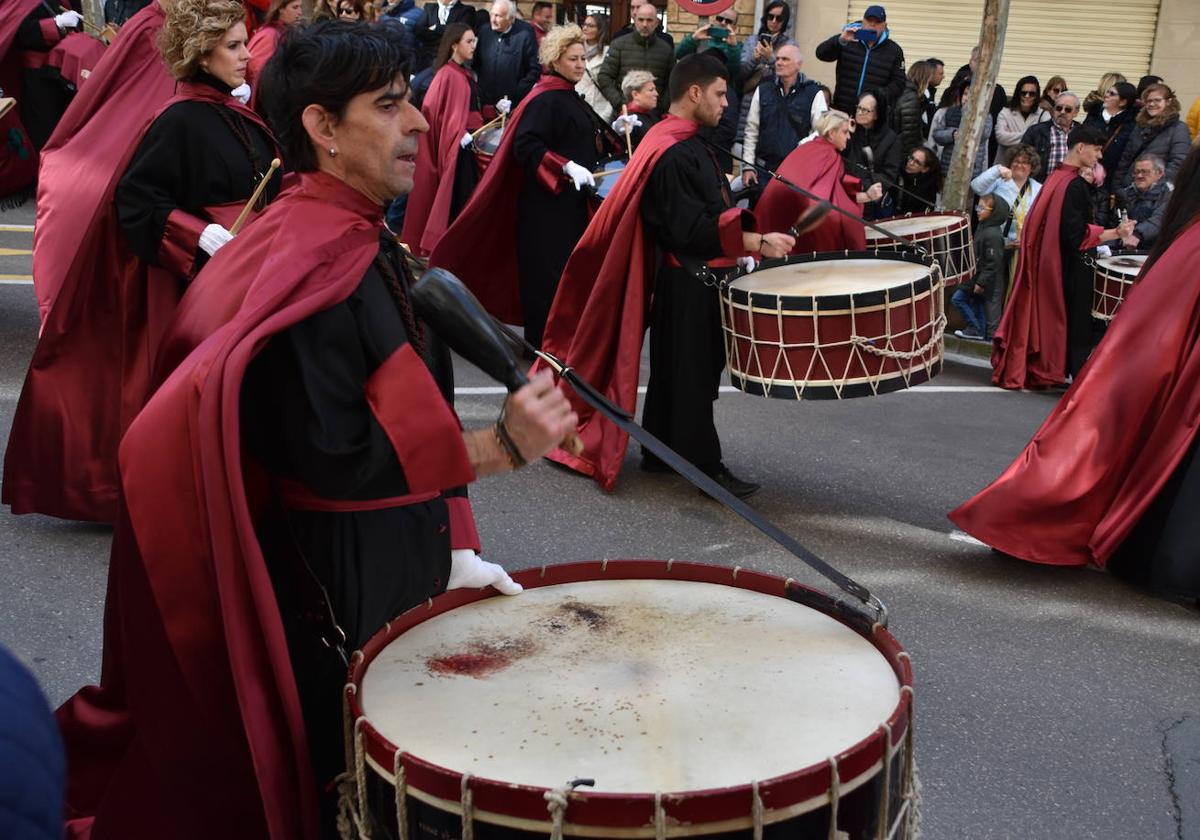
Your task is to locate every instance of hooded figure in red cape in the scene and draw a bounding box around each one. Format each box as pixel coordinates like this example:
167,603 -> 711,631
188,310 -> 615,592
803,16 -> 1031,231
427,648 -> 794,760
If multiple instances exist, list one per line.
54,21 -> 575,840
400,24 -> 482,255
754,110 -> 875,254
430,26 -> 620,348
4,0 -> 281,524
950,146 -> 1200,602
990,126 -> 1134,390
539,53 -> 794,496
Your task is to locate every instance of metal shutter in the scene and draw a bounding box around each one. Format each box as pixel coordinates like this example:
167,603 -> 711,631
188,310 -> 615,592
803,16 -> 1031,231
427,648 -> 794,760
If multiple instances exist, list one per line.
841,0 -> 1162,101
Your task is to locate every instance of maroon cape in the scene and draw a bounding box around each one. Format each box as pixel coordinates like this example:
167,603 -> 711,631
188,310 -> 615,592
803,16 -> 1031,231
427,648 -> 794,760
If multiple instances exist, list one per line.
429,73 -> 575,324
950,219 -> 1200,566
56,171 -> 479,840
246,21 -> 280,92
4,80 -> 274,523
32,0 -> 171,320
990,165 -> 1103,390
0,0 -> 49,197
401,60 -> 481,255
754,136 -> 865,254
539,115 -> 750,491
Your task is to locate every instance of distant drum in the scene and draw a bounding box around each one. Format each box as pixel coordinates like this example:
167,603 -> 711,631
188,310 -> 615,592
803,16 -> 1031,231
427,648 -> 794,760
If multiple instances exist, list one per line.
1092,252 -> 1148,321
866,212 -> 974,286
471,122 -> 504,174
343,561 -> 916,839
721,252 -> 944,399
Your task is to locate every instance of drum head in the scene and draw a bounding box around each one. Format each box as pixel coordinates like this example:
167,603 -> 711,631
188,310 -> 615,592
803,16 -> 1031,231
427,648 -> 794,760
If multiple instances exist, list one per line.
472,125 -> 503,156
866,213 -> 966,238
592,159 -> 626,200
1097,254 -> 1147,275
728,258 -> 932,298
360,578 -> 900,794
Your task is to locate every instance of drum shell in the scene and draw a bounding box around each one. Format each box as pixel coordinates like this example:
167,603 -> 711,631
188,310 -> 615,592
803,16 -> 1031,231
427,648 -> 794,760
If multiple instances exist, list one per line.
721,252 -> 944,400
346,561 -> 915,840
1091,251 -> 1148,321
866,212 -> 974,287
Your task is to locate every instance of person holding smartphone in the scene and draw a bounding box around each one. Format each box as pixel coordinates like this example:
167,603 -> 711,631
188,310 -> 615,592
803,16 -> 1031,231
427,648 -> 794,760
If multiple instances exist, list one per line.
814,4 -> 905,116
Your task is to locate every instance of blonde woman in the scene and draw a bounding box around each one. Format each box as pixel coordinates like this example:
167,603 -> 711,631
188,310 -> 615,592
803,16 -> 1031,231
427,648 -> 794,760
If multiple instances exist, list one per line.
116,0 -> 281,284
430,24 -> 621,347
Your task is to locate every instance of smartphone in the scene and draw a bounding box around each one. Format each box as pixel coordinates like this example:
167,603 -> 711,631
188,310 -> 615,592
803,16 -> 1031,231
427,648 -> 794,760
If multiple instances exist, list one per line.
758,33 -> 771,45
708,25 -> 729,40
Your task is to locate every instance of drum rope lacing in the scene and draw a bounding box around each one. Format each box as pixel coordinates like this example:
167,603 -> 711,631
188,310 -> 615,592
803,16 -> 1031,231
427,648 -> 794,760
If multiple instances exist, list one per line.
460,773 -> 475,840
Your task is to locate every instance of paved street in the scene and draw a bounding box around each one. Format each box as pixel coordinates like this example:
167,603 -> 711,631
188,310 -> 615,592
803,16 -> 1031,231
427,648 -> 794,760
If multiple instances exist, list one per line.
0,201 -> 1196,839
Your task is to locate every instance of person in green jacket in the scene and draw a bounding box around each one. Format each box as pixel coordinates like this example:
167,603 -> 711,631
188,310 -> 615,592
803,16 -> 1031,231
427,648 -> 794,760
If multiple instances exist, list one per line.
596,2 -> 674,112
673,7 -> 740,85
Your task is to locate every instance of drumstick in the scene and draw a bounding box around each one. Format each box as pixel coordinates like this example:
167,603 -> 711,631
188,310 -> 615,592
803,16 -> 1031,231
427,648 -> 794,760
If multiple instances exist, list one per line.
470,113 -> 504,140
58,6 -> 104,34
621,104 -> 633,158
229,158 -> 281,236
787,201 -> 832,237
0,98 -> 15,121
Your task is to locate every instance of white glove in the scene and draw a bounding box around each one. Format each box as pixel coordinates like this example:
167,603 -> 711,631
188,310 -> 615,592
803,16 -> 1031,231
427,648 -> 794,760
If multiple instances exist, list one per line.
447,549 -> 523,595
1095,244 -> 1113,258
460,130 -> 473,149
563,160 -> 595,191
231,83 -> 252,104
54,10 -> 82,29
496,96 -> 512,115
610,114 -> 643,135
736,256 -> 757,274
199,223 -> 233,257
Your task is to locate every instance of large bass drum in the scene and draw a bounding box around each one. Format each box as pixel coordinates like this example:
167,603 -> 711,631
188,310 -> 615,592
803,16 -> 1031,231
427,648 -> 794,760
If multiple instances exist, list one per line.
720,252 -> 944,400
342,560 -> 917,839
866,212 -> 974,286
1091,251 -> 1148,321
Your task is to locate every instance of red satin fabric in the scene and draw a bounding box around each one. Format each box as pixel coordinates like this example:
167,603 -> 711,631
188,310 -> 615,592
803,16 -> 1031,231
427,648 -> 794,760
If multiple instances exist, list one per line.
31,0 -> 170,319
246,22 -> 280,90
57,173 -> 386,840
46,32 -> 106,86
0,0 -> 47,195
428,73 -> 575,325
950,219 -> 1200,566
537,115 -> 704,490
3,80 -> 276,523
754,137 -> 866,253
401,61 -> 480,255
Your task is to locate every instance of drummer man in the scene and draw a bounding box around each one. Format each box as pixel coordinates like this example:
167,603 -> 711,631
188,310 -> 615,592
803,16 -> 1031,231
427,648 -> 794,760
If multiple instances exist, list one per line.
54,21 -> 578,840
541,53 -> 794,497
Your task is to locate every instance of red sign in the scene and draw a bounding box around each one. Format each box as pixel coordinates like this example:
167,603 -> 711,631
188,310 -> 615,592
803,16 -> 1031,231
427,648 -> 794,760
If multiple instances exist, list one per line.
672,0 -> 738,17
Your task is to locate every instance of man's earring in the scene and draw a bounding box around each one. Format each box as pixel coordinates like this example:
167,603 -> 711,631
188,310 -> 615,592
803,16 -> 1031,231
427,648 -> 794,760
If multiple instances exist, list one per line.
329,147 -> 338,157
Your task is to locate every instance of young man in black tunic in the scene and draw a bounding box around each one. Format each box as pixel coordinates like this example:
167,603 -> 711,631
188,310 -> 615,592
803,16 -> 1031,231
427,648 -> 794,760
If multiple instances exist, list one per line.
639,53 -> 793,499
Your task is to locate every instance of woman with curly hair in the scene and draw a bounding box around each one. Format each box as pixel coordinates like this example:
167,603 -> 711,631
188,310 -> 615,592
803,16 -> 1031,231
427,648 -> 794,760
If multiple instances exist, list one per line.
246,0 -> 302,88
401,22 -> 483,254
1114,83 -> 1192,189
430,23 -> 621,348
116,0 -> 282,286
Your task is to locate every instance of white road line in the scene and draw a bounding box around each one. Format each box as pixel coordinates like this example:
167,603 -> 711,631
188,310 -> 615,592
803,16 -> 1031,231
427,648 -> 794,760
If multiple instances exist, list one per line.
949,530 -> 987,547
455,384 -> 1010,396
0,278 -> 33,285
0,224 -> 34,232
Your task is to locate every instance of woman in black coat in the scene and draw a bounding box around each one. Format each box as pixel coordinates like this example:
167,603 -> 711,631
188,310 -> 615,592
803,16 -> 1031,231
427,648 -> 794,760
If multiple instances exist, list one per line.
1114,83 -> 1192,190
1082,80 -> 1138,192
844,90 -> 900,219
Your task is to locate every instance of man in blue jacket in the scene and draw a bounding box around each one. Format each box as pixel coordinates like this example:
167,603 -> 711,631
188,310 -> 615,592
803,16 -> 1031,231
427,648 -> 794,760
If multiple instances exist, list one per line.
815,4 -> 906,114
474,0 -> 540,108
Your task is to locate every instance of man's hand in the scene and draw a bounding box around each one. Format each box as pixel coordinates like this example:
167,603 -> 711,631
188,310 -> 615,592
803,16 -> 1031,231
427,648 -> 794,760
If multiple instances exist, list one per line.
496,96 -> 512,115
743,168 -> 758,187
563,160 -> 596,191
997,166 -> 1013,180
460,130 -> 474,149
502,370 -> 578,462
693,24 -> 711,41
1116,217 -> 1137,240
864,182 -> 884,202
611,114 -> 642,135
758,232 -> 795,259
448,550 -> 523,595
1122,233 -> 1141,249
54,10 -> 82,30
839,26 -> 857,43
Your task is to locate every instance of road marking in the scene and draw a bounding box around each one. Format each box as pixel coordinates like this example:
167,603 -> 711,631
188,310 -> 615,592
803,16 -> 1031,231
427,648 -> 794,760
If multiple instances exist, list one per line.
949,530 -> 987,547
0,247 -> 32,256
0,224 -> 34,232
0,275 -> 32,283
455,384 -> 1011,396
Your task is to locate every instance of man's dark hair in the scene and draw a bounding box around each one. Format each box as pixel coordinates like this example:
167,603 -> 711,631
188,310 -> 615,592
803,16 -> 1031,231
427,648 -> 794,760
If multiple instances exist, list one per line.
259,20 -> 413,173
1067,125 -> 1106,149
925,57 -> 944,68
1136,74 -> 1163,96
669,52 -> 727,102
532,1 -> 552,13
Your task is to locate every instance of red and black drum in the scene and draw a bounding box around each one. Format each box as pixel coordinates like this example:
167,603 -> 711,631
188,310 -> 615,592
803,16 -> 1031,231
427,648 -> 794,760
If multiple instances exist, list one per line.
342,560 -> 917,840
866,212 -> 974,286
720,252 -> 944,400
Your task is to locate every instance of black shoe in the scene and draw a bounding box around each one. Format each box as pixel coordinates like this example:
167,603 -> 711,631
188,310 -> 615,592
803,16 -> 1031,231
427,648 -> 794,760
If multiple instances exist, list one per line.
701,464 -> 760,500
954,328 -> 986,341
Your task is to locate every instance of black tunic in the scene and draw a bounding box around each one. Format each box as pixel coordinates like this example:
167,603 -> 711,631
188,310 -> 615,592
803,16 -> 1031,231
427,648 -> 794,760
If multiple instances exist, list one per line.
13,5 -> 71,148
241,237 -> 458,820
640,136 -> 745,473
1059,177 -> 1098,377
115,75 -> 281,284
512,85 -> 606,348
449,73 -> 483,219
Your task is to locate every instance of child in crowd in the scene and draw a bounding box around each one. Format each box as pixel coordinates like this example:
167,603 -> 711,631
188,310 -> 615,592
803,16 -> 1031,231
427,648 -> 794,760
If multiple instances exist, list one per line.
953,192 -> 1011,340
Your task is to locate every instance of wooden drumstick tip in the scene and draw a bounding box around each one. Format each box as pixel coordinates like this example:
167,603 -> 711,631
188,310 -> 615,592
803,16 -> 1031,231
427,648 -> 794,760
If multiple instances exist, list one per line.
229,158 -> 282,236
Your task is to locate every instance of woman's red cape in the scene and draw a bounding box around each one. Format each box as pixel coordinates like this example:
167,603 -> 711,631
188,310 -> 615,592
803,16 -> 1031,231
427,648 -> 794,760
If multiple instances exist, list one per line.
754,136 -> 866,253
401,61 -> 480,255
950,219 -> 1200,566
3,79 -> 275,522
537,115 -> 704,490
428,73 -> 574,324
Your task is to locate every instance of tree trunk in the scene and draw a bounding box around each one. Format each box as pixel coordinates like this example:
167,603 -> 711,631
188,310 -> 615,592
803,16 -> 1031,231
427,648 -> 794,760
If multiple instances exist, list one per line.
942,0 -> 1010,211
